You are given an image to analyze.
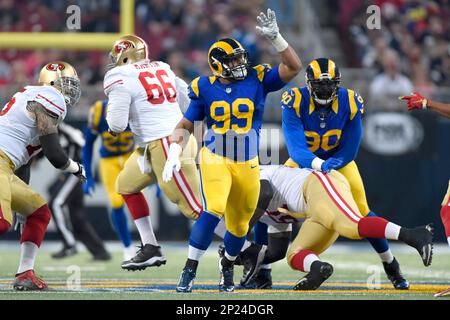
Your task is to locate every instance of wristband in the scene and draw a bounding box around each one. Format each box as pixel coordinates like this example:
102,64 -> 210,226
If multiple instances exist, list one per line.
311,157 -> 325,171
271,33 -> 289,52
64,159 -> 79,174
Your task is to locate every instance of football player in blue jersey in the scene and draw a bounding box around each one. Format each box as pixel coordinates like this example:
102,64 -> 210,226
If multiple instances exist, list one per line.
162,9 -> 302,292
82,99 -> 135,261
280,58 -> 409,290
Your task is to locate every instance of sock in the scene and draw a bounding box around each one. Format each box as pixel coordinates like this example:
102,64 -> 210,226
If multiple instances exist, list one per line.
188,245 -> 206,262
291,250 -> 320,272
21,205 -> 51,247
0,219 -> 11,235
134,216 -> 158,246
358,216 -> 401,240
213,217 -> 226,239
111,207 -> 132,248
123,193 -> 150,220
366,212 -> 391,261
379,250 -> 395,264
17,242 -> 38,274
254,221 -> 268,245
224,231 -> 246,258
189,211 -> 220,251
441,204 -> 450,247
185,258 -> 199,271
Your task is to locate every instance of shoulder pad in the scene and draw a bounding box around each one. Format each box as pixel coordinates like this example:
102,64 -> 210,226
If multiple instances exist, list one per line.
33,86 -> 67,120
281,87 -> 302,117
104,67 -> 126,94
188,76 -> 203,99
252,64 -> 272,82
346,89 -> 364,120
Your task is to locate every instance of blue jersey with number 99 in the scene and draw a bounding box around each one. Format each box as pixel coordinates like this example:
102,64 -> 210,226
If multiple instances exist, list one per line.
184,64 -> 286,162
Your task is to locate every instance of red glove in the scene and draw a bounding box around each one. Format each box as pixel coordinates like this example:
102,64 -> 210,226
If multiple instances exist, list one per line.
399,92 -> 428,111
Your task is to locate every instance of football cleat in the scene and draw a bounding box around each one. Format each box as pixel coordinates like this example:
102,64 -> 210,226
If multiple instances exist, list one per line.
51,245 -> 78,259
240,268 -> 273,290
218,257 -> 235,292
293,261 -> 333,291
239,243 -> 267,286
121,244 -> 166,271
434,288 -> 450,298
13,270 -> 48,291
400,224 -> 434,267
176,267 -> 196,293
383,258 -> 410,290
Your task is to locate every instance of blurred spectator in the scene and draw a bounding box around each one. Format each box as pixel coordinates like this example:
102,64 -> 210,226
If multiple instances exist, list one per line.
369,49 -> 414,110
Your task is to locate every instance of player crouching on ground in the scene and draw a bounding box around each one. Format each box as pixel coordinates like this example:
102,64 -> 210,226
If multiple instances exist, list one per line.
0,61 -> 85,291
235,165 -> 434,290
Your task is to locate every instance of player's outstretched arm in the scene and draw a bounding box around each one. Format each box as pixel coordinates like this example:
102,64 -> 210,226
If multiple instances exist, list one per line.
400,92 -> 450,119
82,127 -> 97,195
29,101 -> 86,181
256,8 -> 302,83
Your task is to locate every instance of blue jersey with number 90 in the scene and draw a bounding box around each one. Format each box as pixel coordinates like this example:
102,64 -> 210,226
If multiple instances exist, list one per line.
184,64 -> 286,162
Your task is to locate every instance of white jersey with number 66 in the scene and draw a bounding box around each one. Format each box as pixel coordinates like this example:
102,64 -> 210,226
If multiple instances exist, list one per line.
104,60 -> 188,147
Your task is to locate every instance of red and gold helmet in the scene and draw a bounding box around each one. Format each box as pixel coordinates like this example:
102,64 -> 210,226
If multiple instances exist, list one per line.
109,35 -> 148,67
38,61 -> 81,107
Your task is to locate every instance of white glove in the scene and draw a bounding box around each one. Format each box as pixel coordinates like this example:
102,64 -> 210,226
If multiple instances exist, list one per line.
256,8 -> 289,52
162,143 -> 182,183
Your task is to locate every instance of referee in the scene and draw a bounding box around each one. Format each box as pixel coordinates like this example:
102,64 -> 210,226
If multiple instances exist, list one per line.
48,123 -> 111,260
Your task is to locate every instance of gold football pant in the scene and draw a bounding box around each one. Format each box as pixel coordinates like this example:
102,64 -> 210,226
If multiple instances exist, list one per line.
116,135 -> 202,220
198,147 -> 260,238
0,150 -> 47,225
99,153 -> 131,209
287,170 -> 364,267
285,159 -> 371,215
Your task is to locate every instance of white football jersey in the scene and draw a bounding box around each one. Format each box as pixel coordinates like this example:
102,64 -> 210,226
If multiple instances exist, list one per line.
0,85 -> 67,169
104,60 -> 184,147
260,165 -> 312,225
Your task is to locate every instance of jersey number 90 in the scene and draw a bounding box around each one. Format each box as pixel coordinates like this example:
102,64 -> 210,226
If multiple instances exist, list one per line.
304,129 -> 342,152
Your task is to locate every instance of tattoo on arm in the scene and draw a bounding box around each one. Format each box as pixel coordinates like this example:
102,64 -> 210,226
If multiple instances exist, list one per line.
27,101 -> 59,136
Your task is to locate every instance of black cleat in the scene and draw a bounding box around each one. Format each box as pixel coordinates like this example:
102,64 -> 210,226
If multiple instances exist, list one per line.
383,258 -> 409,290
121,244 -> 166,271
176,267 -> 196,293
51,246 -> 77,259
293,261 -> 333,291
399,224 -> 434,267
239,244 -> 267,286
219,257 -> 235,292
241,268 -> 273,290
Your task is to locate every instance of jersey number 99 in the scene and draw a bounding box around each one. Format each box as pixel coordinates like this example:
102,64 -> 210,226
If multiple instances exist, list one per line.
210,98 -> 254,134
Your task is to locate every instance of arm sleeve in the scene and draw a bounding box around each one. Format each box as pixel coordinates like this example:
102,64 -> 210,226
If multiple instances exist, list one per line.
331,112 -> 363,168
105,85 -> 132,133
82,127 -> 97,179
175,76 -> 191,113
282,106 -> 318,169
39,133 -> 70,169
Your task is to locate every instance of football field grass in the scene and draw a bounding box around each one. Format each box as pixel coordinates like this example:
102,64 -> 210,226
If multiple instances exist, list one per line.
0,242 -> 449,300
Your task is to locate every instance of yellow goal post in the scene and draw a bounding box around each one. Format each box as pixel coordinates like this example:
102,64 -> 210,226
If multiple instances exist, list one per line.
0,0 -> 134,50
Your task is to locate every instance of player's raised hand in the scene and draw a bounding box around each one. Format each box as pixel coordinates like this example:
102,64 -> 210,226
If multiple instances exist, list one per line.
256,8 -> 280,41
162,143 -> 182,183
321,158 -> 343,173
399,92 -> 428,111
83,177 -> 95,195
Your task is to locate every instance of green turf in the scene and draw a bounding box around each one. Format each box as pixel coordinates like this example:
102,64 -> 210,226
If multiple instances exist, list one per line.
0,243 -> 449,300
